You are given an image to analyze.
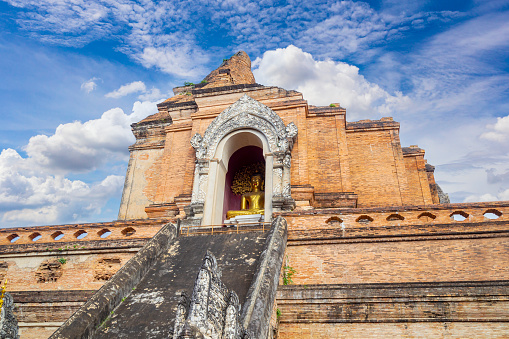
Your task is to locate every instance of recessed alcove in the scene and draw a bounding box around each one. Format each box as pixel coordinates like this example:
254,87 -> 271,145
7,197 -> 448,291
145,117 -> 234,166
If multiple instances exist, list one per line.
98,229 -> 112,238
122,227 -> 136,236
450,211 -> 469,221
51,231 -> 65,240
203,129 -> 273,225
222,145 -> 265,222
483,209 -> 502,219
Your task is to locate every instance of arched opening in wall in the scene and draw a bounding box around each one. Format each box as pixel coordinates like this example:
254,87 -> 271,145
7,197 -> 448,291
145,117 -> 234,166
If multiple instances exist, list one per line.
51,231 -> 64,240
74,230 -> 88,239
386,214 -> 404,221
204,129 -> 271,225
450,211 -> 469,221
484,209 -> 502,220
7,234 -> 19,243
222,146 -> 265,222
29,232 -> 42,242
326,216 -> 343,227
356,215 -> 373,224
418,212 -> 436,222
98,229 -> 112,238
121,227 -> 136,236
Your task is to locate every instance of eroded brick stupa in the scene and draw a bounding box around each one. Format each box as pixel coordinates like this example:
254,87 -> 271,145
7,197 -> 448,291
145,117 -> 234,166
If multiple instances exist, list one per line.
1,51 -> 508,339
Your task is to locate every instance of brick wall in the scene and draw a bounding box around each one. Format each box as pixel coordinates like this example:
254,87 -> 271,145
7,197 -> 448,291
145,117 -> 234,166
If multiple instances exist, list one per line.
120,85 -> 439,219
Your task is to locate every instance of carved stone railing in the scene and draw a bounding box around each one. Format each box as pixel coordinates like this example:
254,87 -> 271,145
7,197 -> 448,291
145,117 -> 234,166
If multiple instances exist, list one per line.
172,251 -> 249,339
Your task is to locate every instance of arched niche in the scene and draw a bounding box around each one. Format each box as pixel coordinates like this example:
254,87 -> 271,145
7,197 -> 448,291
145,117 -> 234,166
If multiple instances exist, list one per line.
222,145 -> 265,221
188,95 -> 297,225
204,130 -> 271,225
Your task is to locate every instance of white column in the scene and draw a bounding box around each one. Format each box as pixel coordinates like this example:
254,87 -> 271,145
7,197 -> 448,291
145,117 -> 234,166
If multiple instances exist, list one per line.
202,159 -> 219,225
264,154 -> 273,222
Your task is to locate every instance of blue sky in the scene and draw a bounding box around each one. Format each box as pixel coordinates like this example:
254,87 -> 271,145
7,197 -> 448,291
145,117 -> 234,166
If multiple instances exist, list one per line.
0,0 -> 508,227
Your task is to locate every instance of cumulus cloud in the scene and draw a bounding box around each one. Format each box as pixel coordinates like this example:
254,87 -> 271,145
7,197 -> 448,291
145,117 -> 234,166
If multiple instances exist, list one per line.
0,148 -> 125,226
105,81 -> 147,99
138,87 -> 165,101
21,100 -> 158,172
253,45 -> 411,119
105,81 -> 168,101
480,114 -> 509,142
0,170 -> 124,226
81,77 -> 100,93
464,188 -> 509,203
0,101 -> 158,226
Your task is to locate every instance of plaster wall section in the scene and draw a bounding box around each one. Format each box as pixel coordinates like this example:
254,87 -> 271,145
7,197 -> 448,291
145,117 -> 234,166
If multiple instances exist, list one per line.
119,148 -> 164,220
1,251 -> 136,292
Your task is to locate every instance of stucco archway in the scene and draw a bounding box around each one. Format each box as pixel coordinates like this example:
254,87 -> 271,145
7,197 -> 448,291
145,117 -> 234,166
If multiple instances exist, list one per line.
188,95 -> 298,225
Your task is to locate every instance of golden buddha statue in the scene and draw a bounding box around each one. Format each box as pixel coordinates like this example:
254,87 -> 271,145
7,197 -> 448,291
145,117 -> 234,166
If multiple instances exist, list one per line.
226,174 -> 265,219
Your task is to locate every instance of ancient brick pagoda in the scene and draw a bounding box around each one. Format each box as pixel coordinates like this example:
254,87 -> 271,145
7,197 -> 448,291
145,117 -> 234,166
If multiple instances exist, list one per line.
1,51 -> 509,339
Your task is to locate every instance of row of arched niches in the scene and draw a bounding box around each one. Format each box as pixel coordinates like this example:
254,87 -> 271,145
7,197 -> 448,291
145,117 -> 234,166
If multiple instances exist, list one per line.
5,227 -> 137,244
324,208 -> 503,225
2,208 -> 505,244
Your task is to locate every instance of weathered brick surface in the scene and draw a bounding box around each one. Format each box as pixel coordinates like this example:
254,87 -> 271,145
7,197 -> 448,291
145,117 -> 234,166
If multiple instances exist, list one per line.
280,203 -> 509,286
278,322 -> 509,338
277,282 -> 509,338
119,53 -> 440,219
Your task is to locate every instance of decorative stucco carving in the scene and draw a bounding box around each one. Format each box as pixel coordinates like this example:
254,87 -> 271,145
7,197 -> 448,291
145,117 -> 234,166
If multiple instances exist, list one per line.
172,251 -> 249,339
190,134 -> 203,149
191,95 -> 296,160
282,184 -> 291,199
283,155 -> 291,169
0,293 -> 19,339
286,122 -> 298,138
188,95 -> 298,218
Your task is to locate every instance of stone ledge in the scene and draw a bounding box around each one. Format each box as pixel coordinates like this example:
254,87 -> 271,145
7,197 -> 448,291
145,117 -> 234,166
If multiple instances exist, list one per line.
277,281 -> 509,323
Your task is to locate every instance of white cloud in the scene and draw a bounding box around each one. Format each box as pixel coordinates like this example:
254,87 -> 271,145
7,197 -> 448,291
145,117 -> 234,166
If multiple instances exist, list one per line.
0,167 -> 124,226
81,77 -> 100,93
464,190 -> 509,203
138,87 -> 165,101
22,100 -> 158,172
0,100 -> 158,226
105,81 -> 147,99
253,45 -> 411,119
3,0 -> 457,76
480,114 -> 509,142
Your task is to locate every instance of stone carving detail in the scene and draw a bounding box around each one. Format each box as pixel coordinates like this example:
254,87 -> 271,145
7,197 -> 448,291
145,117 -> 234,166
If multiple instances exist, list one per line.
282,184 -> 291,199
197,95 -> 295,159
190,133 -> 203,149
286,122 -> 298,138
283,155 -> 291,168
188,95 -> 298,215
172,251 -> 249,339
0,293 -> 19,339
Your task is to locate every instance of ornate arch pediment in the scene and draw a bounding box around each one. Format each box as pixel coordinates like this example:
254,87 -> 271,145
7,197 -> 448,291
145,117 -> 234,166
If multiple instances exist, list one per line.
190,95 -> 297,159
188,94 -> 297,223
